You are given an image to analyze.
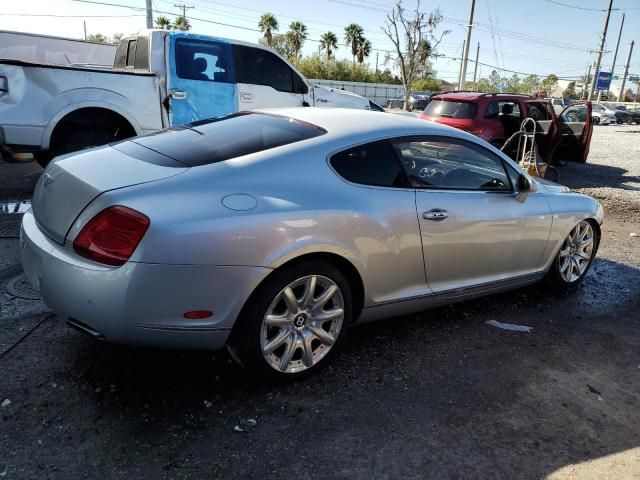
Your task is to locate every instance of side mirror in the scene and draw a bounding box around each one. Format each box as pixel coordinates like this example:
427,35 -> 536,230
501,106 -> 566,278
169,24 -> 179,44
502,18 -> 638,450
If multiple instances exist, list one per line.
517,174 -> 531,192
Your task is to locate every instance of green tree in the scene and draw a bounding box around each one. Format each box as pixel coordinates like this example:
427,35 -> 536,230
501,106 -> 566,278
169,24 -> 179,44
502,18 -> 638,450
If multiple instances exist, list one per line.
487,70 -> 502,91
344,23 -> 364,63
521,74 -> 541,94
173,16 -> 191,31
503,74 -> 521,93
288,21 -> 308,59
356,38 -> 371,64
155,16 -> 172,29
86,33 -> 108,43
258,13 -> 279,47
541,74 -> 558,96
412,78 -> 440,91
562,81 -> 579,99
319,32 -> 338,60
261,33 -> 296,59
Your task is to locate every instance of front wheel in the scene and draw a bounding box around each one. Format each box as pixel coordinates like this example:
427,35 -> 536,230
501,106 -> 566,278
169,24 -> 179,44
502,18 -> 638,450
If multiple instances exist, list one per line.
547,220 -> 599,287
233,261 -> 352,381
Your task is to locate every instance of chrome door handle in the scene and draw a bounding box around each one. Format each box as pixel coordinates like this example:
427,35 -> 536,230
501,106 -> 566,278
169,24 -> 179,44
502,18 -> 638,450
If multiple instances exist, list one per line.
170,90 -> 187,100
423,209 -> 450,221
240,92 -> 253,102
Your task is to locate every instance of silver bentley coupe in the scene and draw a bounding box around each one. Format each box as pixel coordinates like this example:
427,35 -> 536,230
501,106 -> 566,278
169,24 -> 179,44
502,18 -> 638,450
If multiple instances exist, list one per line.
21,108 -> 603,380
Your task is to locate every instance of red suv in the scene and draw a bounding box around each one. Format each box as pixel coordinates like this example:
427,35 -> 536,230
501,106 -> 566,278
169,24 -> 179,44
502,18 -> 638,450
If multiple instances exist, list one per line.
420,92 -> 593,164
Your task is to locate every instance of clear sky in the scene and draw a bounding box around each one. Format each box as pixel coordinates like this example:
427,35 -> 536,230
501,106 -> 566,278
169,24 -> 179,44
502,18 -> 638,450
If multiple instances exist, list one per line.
1,0 -> 639,88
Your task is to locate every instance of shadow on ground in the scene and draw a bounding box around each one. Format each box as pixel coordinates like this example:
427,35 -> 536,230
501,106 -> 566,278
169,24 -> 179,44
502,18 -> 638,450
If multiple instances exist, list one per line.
1,257 -> 639,479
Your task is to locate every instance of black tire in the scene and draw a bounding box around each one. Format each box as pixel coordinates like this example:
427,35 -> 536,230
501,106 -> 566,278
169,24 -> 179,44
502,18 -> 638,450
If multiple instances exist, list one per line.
34,152 -> 52,168
38,128 -> 115,168
546,220 -> 599,288
232,260 -> 353,382
593,116 -> 600,125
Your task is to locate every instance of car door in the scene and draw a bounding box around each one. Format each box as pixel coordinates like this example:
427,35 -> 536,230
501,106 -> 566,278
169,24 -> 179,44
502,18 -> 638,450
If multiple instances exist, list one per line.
391,135 -> 552,293
524,100 -> 558,163
167,34 -> 238,125
232,44 -> 310,109
554,102 -> 593,163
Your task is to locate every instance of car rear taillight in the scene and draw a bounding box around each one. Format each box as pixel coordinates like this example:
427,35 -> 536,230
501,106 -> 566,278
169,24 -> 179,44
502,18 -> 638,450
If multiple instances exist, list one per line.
73,206 -> 149,266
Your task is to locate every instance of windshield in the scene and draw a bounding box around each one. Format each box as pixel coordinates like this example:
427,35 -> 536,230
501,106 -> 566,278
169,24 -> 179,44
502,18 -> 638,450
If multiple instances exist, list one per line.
424,100 -> 476,119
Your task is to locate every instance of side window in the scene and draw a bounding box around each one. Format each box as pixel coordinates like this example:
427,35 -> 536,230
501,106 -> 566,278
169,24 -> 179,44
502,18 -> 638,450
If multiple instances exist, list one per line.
391,137 -> 510,191
234,45 -> 295,93
330,141 -> 406,187
486,101 -> 521,119
175,38 -> 232,83
561,104 -> 587,123
125,40 -> 137,68
528,103 -> 550,121
133,36 -> 149,70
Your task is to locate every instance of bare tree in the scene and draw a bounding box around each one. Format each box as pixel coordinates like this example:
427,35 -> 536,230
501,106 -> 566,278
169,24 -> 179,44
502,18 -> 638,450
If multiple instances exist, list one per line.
382,1 -> 448,110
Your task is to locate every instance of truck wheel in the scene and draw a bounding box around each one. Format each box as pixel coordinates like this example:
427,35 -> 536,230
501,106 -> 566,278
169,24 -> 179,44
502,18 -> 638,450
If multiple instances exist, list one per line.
39,129 -> 113,168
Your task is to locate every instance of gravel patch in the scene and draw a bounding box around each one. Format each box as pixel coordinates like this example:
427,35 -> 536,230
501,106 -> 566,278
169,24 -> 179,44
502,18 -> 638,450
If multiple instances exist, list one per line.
559,124 -> 640,220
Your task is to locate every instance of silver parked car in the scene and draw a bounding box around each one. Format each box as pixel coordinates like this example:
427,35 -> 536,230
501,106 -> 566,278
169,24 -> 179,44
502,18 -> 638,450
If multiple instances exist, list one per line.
21,108 -> 603,380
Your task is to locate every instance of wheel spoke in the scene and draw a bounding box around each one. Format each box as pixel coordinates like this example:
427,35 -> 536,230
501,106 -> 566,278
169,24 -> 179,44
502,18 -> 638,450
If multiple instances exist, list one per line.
301,334 -> 314,368
278,333 -> 298,371
263,328 -> 291,355
310,325 -> 335,346
579,237 -> 593,248
576,250 -> 591,261
282,287 -> 298,313
560,257 -> 571,273
313,308 -> 344,324
559,247 -> 571,258
264,314 -> 291,327
311,285 -> 337,311
300,276 -> 317,308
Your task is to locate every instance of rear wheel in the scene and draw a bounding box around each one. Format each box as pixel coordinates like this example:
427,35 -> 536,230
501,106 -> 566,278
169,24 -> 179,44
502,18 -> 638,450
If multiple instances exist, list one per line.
233,261 -> 352,381
547,220 -> 598,288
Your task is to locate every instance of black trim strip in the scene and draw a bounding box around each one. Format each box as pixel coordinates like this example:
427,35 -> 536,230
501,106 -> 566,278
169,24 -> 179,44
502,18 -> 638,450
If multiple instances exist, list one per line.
0,59 -> 155,76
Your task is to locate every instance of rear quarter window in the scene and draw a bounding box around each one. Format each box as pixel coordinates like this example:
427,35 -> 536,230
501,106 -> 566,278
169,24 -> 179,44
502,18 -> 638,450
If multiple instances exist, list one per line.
127,112 -> 326,167
424,100 -> 476,119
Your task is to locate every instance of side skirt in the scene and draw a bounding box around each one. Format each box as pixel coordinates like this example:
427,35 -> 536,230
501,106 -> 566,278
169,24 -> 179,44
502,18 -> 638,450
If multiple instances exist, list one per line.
356,273 -> 544,324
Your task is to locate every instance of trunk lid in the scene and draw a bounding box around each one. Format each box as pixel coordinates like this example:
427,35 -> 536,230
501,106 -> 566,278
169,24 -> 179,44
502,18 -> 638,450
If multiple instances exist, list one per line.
32,144 -> 187,244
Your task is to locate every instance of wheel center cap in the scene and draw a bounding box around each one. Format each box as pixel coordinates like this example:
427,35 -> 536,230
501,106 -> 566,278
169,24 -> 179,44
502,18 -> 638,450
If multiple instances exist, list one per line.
293,314 -> 308,329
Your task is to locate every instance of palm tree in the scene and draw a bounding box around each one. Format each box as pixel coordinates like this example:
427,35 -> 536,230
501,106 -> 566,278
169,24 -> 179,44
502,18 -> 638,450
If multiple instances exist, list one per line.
344,23 -> 363,63
155,16 -> 172,30
258,13 -> 279,47
173,16 -> 191,31
288,21 -> 308,59
356,38 -> 371,64
319,31 -> 338,60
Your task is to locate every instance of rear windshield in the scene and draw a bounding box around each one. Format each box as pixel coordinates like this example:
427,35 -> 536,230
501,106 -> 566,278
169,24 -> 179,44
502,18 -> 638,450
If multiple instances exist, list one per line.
424,100 -> 476,119
127,112 -> 326,167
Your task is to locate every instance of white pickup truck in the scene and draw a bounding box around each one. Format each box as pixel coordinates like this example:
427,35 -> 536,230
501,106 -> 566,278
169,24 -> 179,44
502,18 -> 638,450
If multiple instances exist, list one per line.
0,29 -> 370,166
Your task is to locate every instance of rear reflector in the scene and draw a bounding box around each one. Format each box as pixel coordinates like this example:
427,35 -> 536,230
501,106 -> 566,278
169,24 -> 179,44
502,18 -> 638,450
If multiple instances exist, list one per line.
183,311 -> 213,319
73,206 -> 150,266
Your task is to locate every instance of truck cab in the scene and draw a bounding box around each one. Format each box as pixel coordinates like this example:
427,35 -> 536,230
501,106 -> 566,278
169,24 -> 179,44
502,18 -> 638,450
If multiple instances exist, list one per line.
0,30 -> 370,166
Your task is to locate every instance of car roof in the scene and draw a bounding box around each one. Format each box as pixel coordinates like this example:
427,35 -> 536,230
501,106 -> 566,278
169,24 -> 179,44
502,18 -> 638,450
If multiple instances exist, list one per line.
432,92 -> 534,102
255,107 -> 463,139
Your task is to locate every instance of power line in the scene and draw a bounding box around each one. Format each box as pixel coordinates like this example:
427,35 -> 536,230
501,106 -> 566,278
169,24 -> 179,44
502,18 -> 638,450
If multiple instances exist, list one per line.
542,0 -> 607,12
0,13 -> 144,17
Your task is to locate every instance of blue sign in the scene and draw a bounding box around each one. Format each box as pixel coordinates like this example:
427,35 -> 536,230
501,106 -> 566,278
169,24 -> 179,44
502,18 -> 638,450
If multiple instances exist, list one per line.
595,71 -> 612,90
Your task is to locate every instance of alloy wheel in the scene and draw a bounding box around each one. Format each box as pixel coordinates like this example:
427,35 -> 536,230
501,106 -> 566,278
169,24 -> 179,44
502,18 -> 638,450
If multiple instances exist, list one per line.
260,275 -> 345,374
558,221 -> 595,283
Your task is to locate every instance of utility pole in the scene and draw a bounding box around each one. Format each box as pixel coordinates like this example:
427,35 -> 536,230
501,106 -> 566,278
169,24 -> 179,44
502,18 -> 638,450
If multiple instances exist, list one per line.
457,40 -> 466,90
582,63 -> 592,100
375,52 -> 379,74
458,0 -> 476,90
472,41 -> 480,91
174,3 -> 194,19
618,40 -> 635,102
590,0 -> 613,100
145,0 -> 153,29
83,20 -> 87,40
607,13 -> 625,99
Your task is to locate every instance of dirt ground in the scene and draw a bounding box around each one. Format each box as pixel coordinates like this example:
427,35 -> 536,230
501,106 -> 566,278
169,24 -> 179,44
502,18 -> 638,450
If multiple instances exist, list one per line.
0,125 -> 639,479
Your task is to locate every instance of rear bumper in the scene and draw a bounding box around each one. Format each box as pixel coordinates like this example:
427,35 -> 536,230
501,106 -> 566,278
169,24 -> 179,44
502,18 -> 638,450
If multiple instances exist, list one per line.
20,210 -> 271,350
